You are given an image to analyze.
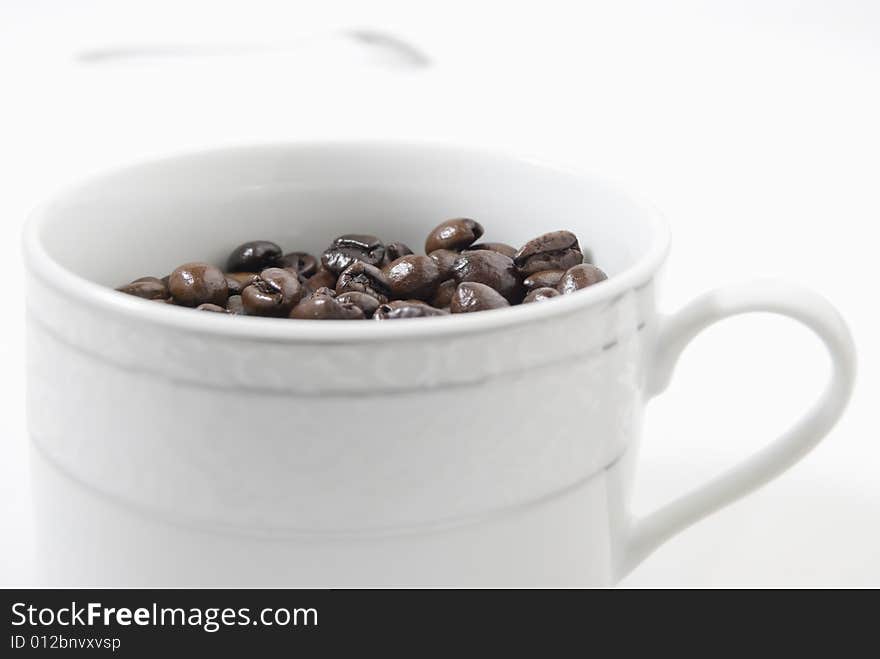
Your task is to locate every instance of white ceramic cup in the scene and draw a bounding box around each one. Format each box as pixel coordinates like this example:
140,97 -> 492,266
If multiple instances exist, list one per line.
23,142 -> 856,586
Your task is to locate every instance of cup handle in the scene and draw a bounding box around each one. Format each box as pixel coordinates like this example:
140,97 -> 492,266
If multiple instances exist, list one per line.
618,279 -> 857,577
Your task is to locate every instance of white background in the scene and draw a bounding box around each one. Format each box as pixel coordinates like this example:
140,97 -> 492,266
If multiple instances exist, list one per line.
1,0 -> 877,586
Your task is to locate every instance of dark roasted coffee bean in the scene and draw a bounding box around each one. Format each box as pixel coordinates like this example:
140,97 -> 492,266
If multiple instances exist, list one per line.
450,282 -> 510,314
278,252 -> 318,278
513,231 -> 583,275
557,263 -> 608,294
469,242 -> 517,259
336,291 -> 381,318
425,218 -> 484,253
451,250 -> 524,303
116,276 -> 168,300
168,262 -> 228,307
197,303 -> 229,313
309,286 -> 337,298
304,267 -> 337,292
241,267 -> 303,316
336,262 -> 391,302
523,269 -> 565,291
383,241 -> 414,265
383,255 -> 441,301
374,300 -> 450,320
430,279 -> 457,308
523,287 -> 561,304
224,272 -> 258,296
225,272 -> 258,287
321,234 -> 385,274
290,295 -> 365,320
226,295 -> 244,314
226,240 -> 282,272
428,249 -> 459,280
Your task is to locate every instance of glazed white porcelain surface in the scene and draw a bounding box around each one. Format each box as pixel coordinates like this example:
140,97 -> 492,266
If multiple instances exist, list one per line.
23,142 -> 856,586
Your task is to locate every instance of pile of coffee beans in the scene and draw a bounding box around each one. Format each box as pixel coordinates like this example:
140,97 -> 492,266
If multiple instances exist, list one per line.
116,219 -> 607,320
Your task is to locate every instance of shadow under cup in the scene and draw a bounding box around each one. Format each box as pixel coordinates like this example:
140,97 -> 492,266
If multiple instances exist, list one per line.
24,142 -> 669,586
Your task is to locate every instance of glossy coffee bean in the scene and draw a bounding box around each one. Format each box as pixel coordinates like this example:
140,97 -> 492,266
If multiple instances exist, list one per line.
168,262 -> 228,307
451,250 -> 524,303
289,295 -> 365,320
469,242 -> 517,259
336,291 -> 381,318
336,262 -> 391,303
321,234 -> 385,274
225,272 -> 259,296
278,252 -> 318,278
450,282 -> 510,314
226,240 -> 282,272
523,269 -> 565,291
116,276 -> 168,300
428,249 -> 459,280
241,267 -> 303,316
523,287 -> 561,304
430,279 -> 457,308
304,267 -> 337,292
383,255 -> 441,301
374,300 -> 450,319
309,286 -> 337,298
513,231 -> 583,275
557,263 -> 608,294
425,218 -> 484,253
197,303 -> 229,313
226,295 -> 244,314
383,241 -> 414,265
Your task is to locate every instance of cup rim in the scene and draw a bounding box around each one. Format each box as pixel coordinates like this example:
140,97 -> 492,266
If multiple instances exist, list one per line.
23,140 -> 671,344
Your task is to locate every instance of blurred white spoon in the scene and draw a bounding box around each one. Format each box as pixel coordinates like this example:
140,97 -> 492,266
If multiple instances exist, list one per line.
75,29 -> 430,72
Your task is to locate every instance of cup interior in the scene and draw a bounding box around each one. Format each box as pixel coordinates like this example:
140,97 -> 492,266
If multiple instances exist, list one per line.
32,143 -> 666,290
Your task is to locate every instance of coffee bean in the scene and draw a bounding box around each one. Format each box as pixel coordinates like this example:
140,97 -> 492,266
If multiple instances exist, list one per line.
309,286 -> 337,298
336,291 -> 381,318
428,249 -> 459,280
383,255 -> 441,301
469,242 -> 517,259
336,262 -> 391,302
197,303 -> 229,313
425,218 -> 484,253
557,263 -> 608,294
278,252 -> 318,278
226,241 -> 282,272
523,287 -> 561,303
513,231 -> 583,275
225,272 -> 259,296
226,295 -> 244,314
523,269 -> 565,291
383,241 -> 414,265
450,282 -> 510,314
305,267 -> 337,292
321,234 -> 385,274
168,262 -> 228,307
451,250 -> 524,303
290,295 -> 365,320
116,276 -> 168,300
241,267 -> 303,316
374,300 -> 450,319
430,279 -> 457,308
